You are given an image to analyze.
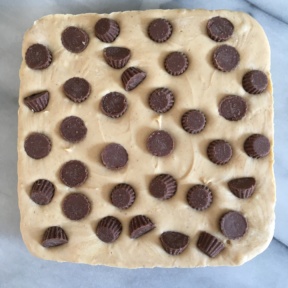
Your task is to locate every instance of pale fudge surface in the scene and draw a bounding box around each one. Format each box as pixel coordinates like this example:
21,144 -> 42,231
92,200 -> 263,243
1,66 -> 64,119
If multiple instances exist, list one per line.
18,9 -> 275,267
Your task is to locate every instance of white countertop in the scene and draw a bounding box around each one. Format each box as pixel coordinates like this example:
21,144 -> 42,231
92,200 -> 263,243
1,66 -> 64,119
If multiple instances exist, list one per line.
0,0 -> 287,287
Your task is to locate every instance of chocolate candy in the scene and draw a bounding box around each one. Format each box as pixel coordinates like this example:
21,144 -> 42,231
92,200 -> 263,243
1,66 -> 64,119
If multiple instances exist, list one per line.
25,43 -> 52,70
95,18 -> 120,43
218,95 -> 247,121
220,211 -> 248,240
96,216 -> 122,243
148,18 -> 173,43
63,77 -> 91,103
197,232 -> 225,258
146,130 -> 174,157
149,174 -> 177,200
60,160 -> 88,187
24,91 -> 49,113
160,231 -> 189,255
164,52 -> 189,76
24,133 -> 52,159
110,183 -> 136,209
148,88 -> 175,113
100,92 -> 128,118
62,193 -> 91,221
61,26 -> 89,53
228,177 -> 256,199
121,67 -> 146,91
181,109 -> 206,134
244,134 -> 270,159
30,179 -> 55,205
103,47 -> 131,69
187,185 -> 213,211
60,116 -> 87,143
242,70 -> 268,94
207,16 -> 234,42
207,140 -> 232,165
212,45 -> 240,72
101,143 -> 128,170
42,226 -> 68,248
129,215 -> 155,239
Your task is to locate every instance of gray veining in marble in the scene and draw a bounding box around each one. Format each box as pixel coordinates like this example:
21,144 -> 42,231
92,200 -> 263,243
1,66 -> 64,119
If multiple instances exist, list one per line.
0,0 -> 287,287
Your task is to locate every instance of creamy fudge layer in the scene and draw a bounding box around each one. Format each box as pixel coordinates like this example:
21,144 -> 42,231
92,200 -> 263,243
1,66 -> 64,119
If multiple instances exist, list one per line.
18,9 -> 275,268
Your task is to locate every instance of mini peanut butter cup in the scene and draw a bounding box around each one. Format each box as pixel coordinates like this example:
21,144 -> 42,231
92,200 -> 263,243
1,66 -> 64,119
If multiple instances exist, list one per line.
228,177 -> 256,199
220,211 -> 248,240
100,92 -> 128,118
24,91 -> 49,112
95,18 -> 120,43
164,52 -> 189,76
146,130 -> 174,157
24,133 -> 52,160
129,215 -> 155,239
42,226 -> 68,248
103,46 -> 131,69
207,140 -> 232,165
61,26 -> 89,53
101,143 -> 128,170
207,16 -> 234,42
244,134 -> 270,159
96,216 -> 122,243
181,109 -> 206,134
148,88 -> 175,113
60,116 -> 87,143
242,70 -> 268,94
218,95 -> 247,121
149,174 -> 177,200
63,77 -> 91,103
160,231 -> 189,255
212,45 -> 240,72
60,160 -> 88,188
148,18 -> 173,43
187,185 -> 213,211
25,43 -> 52,70
30,179 -> 55,205
197,232 -> 225,258
62,193 -> 91,221
121,67 -> 146,91
110,183 -> 136,209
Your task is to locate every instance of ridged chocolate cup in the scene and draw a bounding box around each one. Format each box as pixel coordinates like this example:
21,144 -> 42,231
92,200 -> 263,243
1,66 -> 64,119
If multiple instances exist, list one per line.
24,91 -> 49,112
95,18 -> 120,43
121,67 -> 146,91
206,16 -> 234,42
160,231 -> 189,255
110,183 -> 136,209
129,215 -> 155,239
197,232 -> 225,258
25,43 -> 52,70
181,109 -> 206,134
242,70 -> 268,94
149,174 -> 177,200
228,177 -> 256,199
187,185 -> 213,211
30,179 -> 55,205
103,47 -> 131,69
148,88 -> 175,113
244,134 -> 270,159
96,216 -> 122,243
164,52 -> 189,76
207,139 -> 232,165
148,18 -> 173,43
42,226 -> 68,248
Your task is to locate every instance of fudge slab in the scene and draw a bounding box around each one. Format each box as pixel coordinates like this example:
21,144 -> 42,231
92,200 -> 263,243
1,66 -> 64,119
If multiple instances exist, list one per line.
18,9 -> 275,267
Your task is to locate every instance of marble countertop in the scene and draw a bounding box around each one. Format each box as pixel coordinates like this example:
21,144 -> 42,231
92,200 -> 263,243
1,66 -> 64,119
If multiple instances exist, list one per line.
0,0 -> 287,287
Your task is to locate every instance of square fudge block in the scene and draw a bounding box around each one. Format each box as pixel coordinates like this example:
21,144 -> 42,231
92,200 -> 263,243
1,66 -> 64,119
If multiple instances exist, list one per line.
18,9 -> 275,268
